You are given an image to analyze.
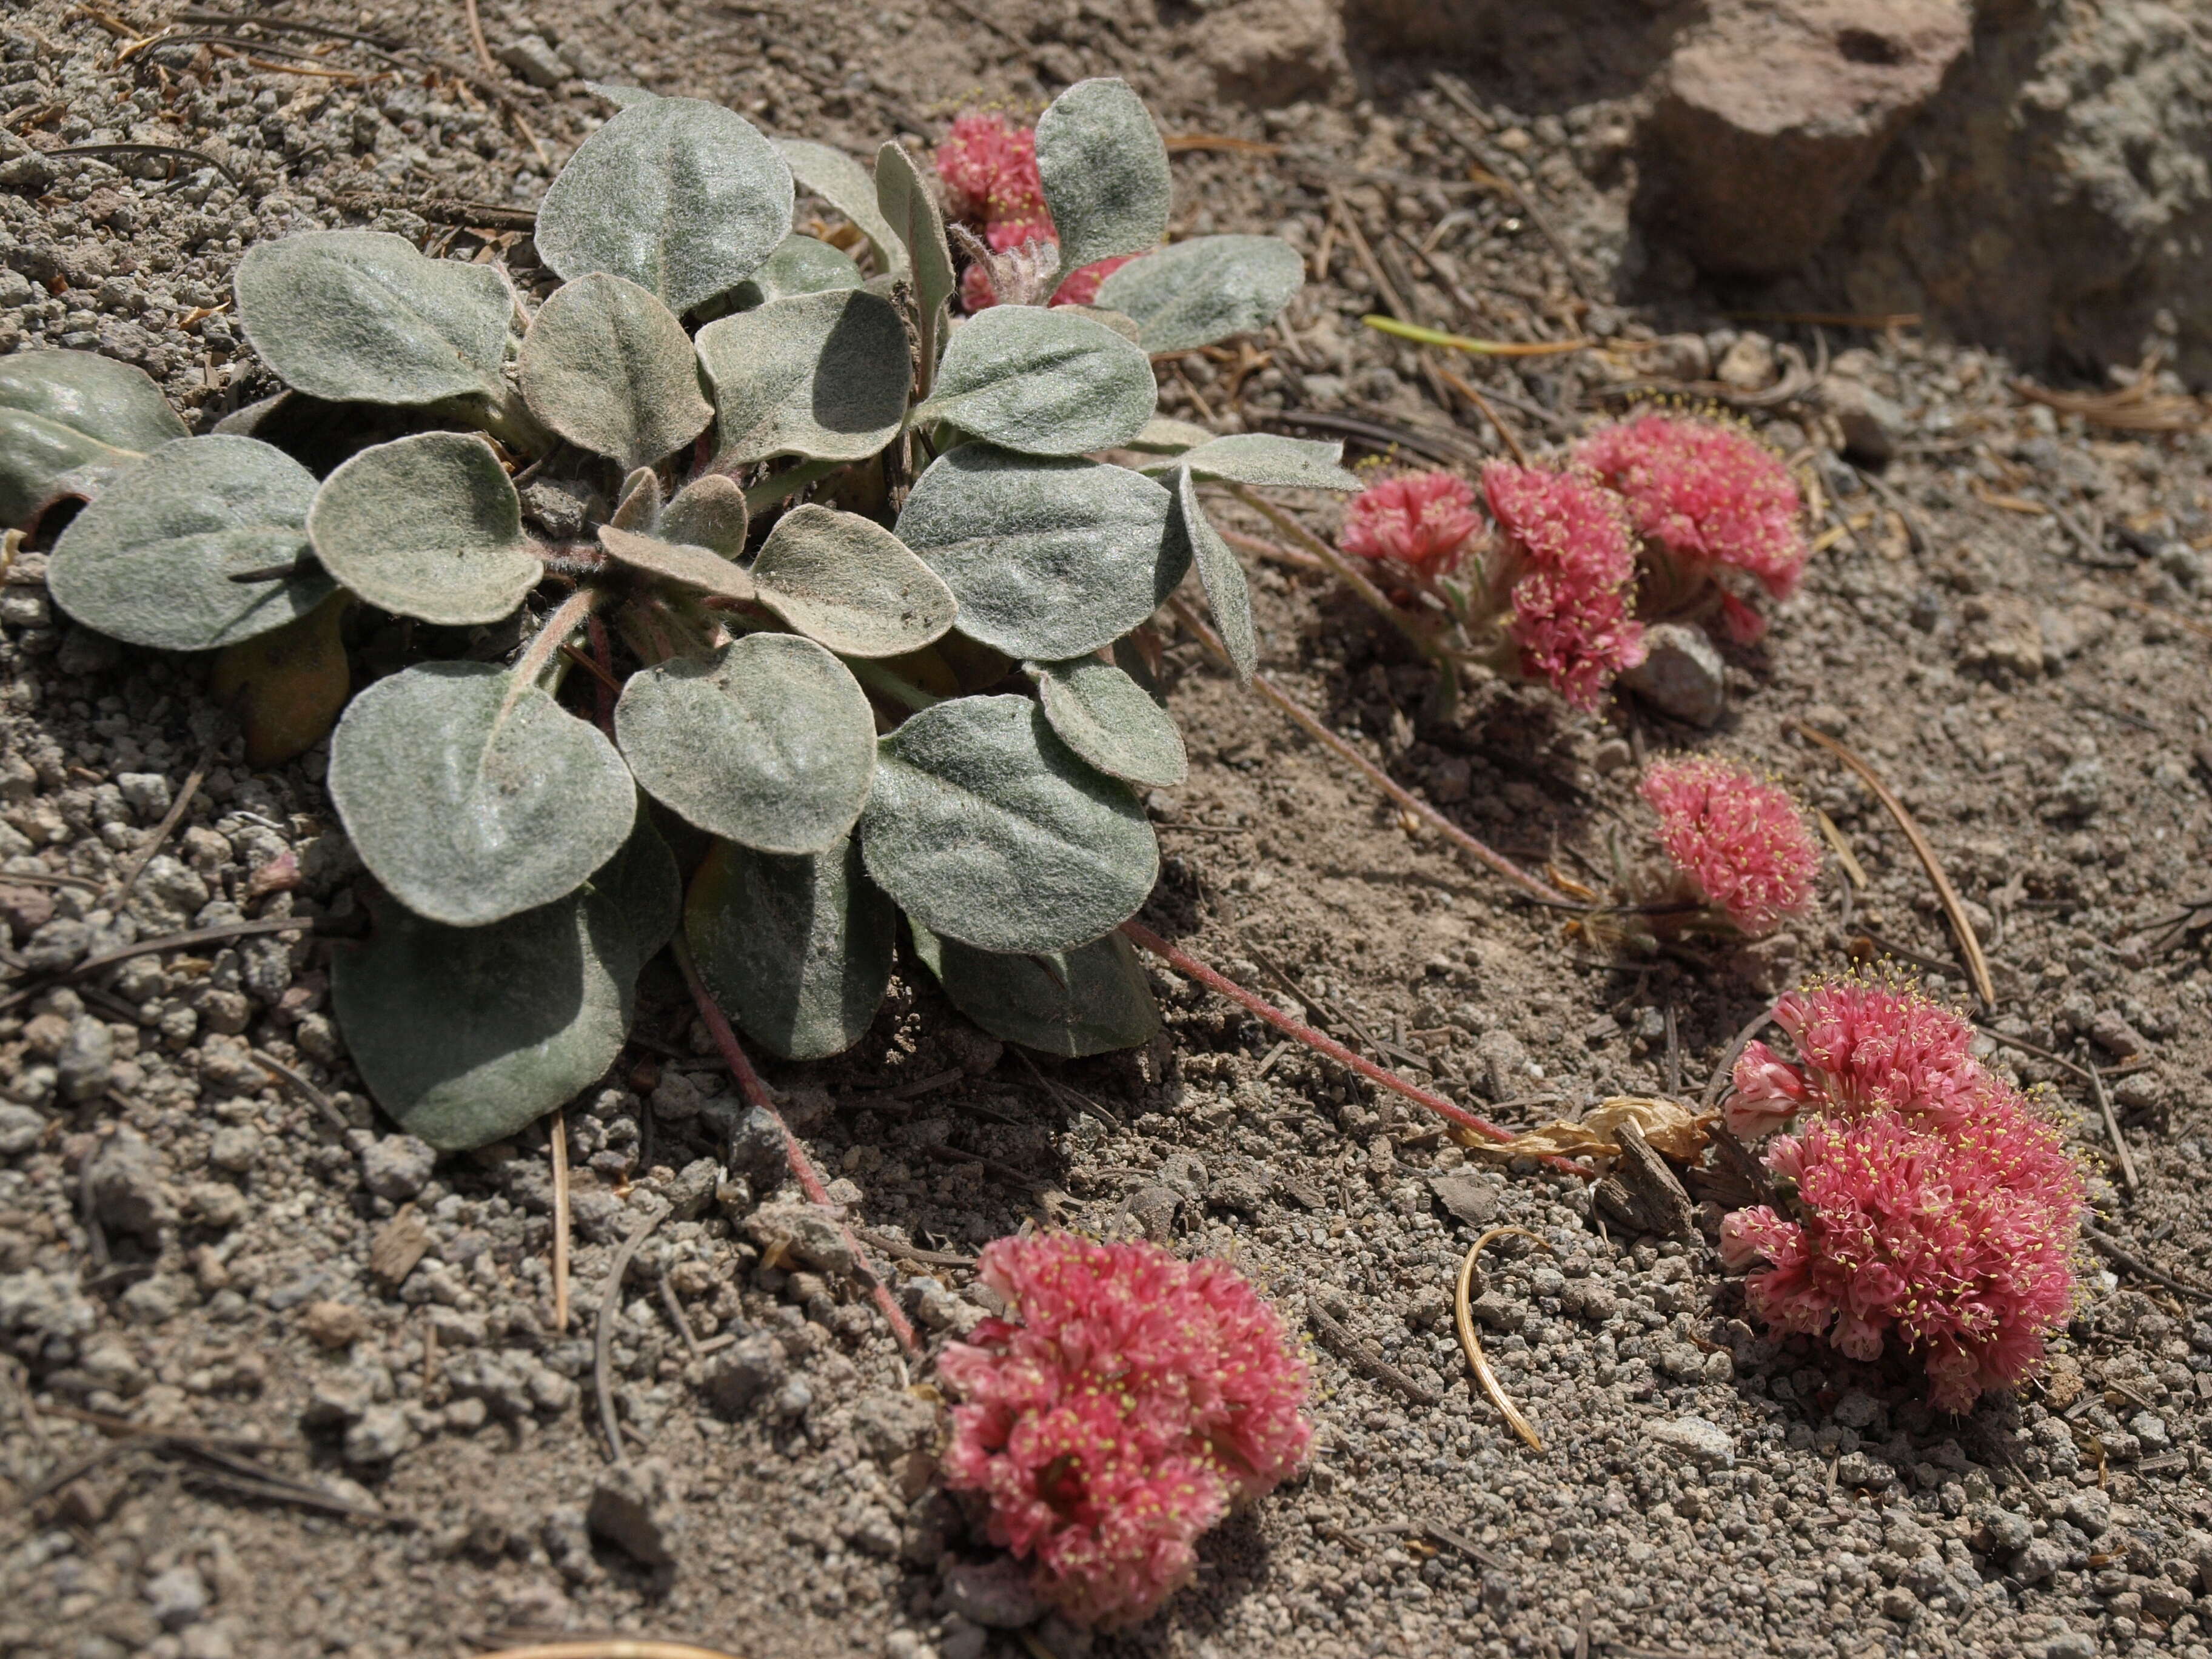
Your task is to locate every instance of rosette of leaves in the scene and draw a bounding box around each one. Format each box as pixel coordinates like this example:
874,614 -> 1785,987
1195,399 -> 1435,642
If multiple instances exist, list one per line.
5,80 -> 1358,1150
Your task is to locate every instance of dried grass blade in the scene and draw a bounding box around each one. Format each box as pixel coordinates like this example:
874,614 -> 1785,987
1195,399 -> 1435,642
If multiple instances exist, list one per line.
1455,1226 -> 1549,1450
1789,720 -> 1995,1007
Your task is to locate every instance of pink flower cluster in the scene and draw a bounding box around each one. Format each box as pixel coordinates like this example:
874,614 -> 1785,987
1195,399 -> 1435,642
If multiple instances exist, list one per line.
934,112 -> 1136,311
1719,976 -> 2086,1410
1638,757 -> 1821,938
1339,470 -> 1481,581
1728,976 -> 1991,1141
1575,412 -> 1808,643
939,1233 -> 1313,1626
1481,462 -> 1647,709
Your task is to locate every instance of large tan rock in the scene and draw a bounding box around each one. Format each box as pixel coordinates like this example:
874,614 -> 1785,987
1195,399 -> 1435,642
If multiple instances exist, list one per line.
1195,0 -> 1347,104
1643,0 -> 1969,275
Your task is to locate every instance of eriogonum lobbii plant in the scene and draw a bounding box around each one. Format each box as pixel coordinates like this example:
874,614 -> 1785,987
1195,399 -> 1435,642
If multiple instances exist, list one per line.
940,1233 -> 1312,1626
1332,463 -> 1645,711
1574,409 -> 1808,645
1717,973 -> 2086,1410
5,78 -> 1332,1153
1638,756 -> 1822,939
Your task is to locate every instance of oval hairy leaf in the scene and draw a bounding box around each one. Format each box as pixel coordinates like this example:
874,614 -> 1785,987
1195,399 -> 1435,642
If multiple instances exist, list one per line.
616,632 -> 876,854
1035,656 -> 1187,787
686,833 -> 894,1061
911,923 -> 1161,1057
598,524 -> 756,603
893,444 -> 1184,661
779,139 -> 907,282
1144,432 -> 1359,491
234,230 -> 513,406
327,660 -> 637,927
46,435 -> 333,652
307,432 -> 540,626
920,305 -> 1155,457
331,818 -> 678,1150
751,503 -> 955,658
536,96 -> 794,317
859,694 -> 1157,954
1095,235 -> 1305,352
695,288 -> 910,465
1035,78 -> 1170,276
609,464 -> 663,531
1125,415 -> 1213,455
875,141 -> 956,354
209,589 -> 351,768
659,474 -> 749,555
518,272 -> 711,471
731,233 -> 863,309
0,350 -> 188,529
1175,464 -> 1256,682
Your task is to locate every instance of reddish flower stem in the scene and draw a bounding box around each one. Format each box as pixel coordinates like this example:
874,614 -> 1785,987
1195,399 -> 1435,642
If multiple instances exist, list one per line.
1165,596 -> 1581,908
1119,920 -> 1595,1182
673,937 -> 922,1357
585,612 -> 618,736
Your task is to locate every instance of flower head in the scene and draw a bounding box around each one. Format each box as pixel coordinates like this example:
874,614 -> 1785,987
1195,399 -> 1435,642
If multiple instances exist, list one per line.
938,1233 -> 1312,1626
1639,756 -> 1820,940
1575,412 -> 1808,611
935,112 -> 1045,229
1720,1085 -> 2084,1411
1727,973 -> 1987,1140
1340,470 -> 1481,580
1482,461 -> 1646,708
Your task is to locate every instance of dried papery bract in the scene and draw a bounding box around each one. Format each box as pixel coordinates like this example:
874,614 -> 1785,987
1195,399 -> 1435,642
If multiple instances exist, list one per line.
8,77 -> 1336,1156
1638,756 -> 1821,940
940,1233 -> 1313,1626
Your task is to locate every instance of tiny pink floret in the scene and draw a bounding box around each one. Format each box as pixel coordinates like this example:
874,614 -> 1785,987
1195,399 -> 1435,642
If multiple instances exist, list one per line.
935,112 -> 1045,229
1727,975 -> 1989,1139
1640,756 -> 1820,939
1576,411 -> 1808,602
939,1233 -> 1312,1627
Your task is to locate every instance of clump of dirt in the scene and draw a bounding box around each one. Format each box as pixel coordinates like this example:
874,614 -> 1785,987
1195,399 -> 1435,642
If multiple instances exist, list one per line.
3,5 -> 2212,1659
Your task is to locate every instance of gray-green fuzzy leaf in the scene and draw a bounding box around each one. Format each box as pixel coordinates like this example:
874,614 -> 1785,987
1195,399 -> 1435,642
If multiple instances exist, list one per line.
1143,432 -> 1358,491
0,350 -> 188,529
860,693 -> 1157,955
1175,464 -> 1255,681
45,435 -> 332,652
609,465 -> 663,531
893,444 -> 1184,662
327,660 -> 638,927
919,305 -> 1155,457
616,632 -> 876,854
686,833 -> 893,1061
598,524 -> 756,603
1034,78 -> 1170,277
331,818 -> 678,1150
694,288 -> 910,465
730,234 -> 864,309
751,504 -> 955,657
518,272 -> 711,471
912,923 -> 1160,1057
1094,235 -> 1305,352
777,139 -> 908,282
535,97 -> 793,317
874,140 -> 955,370
1035,656 -> 1187,786
1124,415 -> 1213,455
307,432 -> 539,627
659,474 -> 748,555
233,230 -> 513,406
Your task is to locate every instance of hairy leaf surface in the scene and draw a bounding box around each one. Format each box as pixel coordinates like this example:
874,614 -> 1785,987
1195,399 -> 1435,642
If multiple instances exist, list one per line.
919,304 -> 1155,456
0,350 -> 187,529
912,923 -> 1161,1057
1034,78 -> 1170,276
518,272 -> 711,471
695,288 -> 910,464
1095,235 -> 1305,352
751,504 -> 955,657
307,432 -> 539,626
1035,656 -> 1187,786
